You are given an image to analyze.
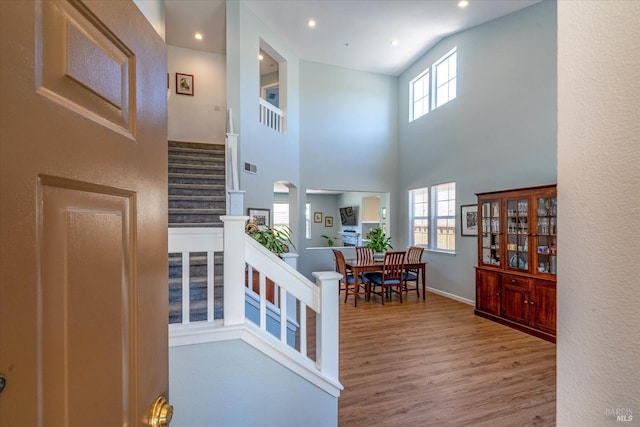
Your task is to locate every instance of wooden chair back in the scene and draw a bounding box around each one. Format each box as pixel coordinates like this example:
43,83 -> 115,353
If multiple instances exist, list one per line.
332,249 -> 348,277
356,246 -> 374,263
382,251 -> 406,281
406,246 -> 424,264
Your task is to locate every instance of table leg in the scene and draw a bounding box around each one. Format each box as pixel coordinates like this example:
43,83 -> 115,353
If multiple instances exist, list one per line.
422,264 -> 426,300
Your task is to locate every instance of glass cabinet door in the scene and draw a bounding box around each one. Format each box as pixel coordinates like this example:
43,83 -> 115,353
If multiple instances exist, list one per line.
534,196 -> 557,276
505,198 -> 529,272
481,200 -> 501,267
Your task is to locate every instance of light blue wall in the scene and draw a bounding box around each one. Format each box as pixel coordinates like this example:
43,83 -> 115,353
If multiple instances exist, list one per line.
299,61 -> 398,195
226,1 -> 301,224
298,62 -> 398,277
169,340 -> 337,427
396,1 -> 557,301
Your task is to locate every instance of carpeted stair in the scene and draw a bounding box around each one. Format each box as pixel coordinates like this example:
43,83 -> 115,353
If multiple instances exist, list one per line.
168,141 -> 226,227
168,252 -> 225,323
168,141 -> 226,324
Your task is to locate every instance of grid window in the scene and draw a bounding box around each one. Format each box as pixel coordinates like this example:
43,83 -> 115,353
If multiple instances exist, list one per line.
409,182 -> 456,252
305,203 -> 311,239
433,182 -> 456,251
273,202 -> 289,230
434,48 -> 457,109
410,69 -> 430,122
409,187 -> 430,247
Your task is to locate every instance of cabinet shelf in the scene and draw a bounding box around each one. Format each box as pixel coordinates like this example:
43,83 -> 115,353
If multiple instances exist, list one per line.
475,184 -> 557,342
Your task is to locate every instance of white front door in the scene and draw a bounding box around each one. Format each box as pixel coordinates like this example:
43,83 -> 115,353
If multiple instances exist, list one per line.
0,0 -> 169,425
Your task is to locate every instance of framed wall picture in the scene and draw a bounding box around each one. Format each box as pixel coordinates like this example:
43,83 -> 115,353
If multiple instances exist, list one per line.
248,208 -> 270,230
314,212 -> 322,223
176,73 -> 194,96
461,204 -> 479,236
324,216 -> 333,227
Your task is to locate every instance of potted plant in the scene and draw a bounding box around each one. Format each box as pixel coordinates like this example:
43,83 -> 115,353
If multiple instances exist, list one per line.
321,234 -> 338,247
245,223 -> 295,255
365,227 -> 392,260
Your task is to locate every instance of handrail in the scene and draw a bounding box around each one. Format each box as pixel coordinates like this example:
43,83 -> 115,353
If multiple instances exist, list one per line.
167,216 -> 343,391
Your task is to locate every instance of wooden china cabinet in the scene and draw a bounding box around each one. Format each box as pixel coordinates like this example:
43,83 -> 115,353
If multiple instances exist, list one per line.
475,185 -> 557,342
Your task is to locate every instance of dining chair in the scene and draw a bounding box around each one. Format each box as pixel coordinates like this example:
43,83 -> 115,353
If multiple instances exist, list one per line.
404,246 -> 425,297
365,251 -> 405,305
333,249 -> 367,306
355,246 -> 374,282
355,246 -> 374,263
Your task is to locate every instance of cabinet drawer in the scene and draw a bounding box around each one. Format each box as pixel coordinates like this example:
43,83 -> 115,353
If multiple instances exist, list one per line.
502,274 -> 530,289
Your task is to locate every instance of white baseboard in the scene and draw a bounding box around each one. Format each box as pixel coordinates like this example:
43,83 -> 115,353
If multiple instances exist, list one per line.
426,286 -> 475,306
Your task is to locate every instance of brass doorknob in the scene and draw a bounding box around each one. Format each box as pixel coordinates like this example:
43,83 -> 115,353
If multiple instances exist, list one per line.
150,396 -> 173,427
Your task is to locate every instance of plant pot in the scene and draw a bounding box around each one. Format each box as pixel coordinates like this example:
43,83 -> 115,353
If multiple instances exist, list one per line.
374,252 -> 385,262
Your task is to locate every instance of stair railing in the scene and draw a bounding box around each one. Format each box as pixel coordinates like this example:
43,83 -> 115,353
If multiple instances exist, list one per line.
168,216 -> 342,390
168,227 -> 224,324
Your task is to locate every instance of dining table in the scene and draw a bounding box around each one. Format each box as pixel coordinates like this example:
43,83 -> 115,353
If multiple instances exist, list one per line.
344,255 -> 427,300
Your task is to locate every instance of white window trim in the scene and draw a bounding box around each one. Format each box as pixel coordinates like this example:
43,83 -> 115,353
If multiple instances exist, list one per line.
409,187 -> 430,249
432,47 -> 457,110
431,182 -> 456,253
409,182 -> 457,254
305,203 -> 311,240
409,68 -> 430,123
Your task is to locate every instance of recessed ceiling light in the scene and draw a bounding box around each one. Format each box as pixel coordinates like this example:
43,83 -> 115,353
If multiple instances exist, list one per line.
258,54 -> 264,61
194,32 -> 203,40
391,39 -> 399,47
307,19 -> 316,28
458,0 -> 469,8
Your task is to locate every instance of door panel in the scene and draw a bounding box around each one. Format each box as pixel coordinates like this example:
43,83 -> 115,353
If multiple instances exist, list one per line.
476,269 -> 500,316
40,179 -> 135,425
501,284 -> 529,325
0,1 -> 167,424
531,280 -> 557,335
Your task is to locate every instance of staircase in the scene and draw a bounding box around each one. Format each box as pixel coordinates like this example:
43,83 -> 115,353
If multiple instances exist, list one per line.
168,141 -> 226,227
168,141 -> 226,323
168,251 -> 224,323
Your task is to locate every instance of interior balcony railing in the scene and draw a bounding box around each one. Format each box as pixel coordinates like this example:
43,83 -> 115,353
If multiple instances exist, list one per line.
259,97 -> 284,133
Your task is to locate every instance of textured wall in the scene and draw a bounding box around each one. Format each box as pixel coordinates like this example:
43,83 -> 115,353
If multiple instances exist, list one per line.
557,1 -> 640,424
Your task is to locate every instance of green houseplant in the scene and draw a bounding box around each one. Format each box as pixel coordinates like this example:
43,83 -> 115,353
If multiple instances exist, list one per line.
321,234 -> 338,247
245,223 -> 295,255
365,227 -> 392,256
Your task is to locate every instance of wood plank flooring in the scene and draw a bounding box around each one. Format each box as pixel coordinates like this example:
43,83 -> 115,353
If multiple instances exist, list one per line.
337,291 -> 556,426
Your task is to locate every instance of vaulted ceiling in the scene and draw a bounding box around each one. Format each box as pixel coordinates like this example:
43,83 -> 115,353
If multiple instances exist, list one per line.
165,0 -> 541,76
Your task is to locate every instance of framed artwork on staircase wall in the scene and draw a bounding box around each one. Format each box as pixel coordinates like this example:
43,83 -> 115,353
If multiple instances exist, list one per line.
248,208 -> 270,230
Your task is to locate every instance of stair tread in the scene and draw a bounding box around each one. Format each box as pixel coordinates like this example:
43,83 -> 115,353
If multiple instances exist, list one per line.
169,172 -> 224,179
168,182 -> 224,187
169,153 -> 224,161
168,141 -> 225,149
169,163 -> 225,171
169,195 -> 226,201
169,208 -> 225,213
169,222 -> 224,227
167,147 -> 225,159
168,276 -> 212,285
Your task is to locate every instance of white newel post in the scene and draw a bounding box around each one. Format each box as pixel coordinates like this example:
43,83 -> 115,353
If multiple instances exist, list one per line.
312,271 -> 342,382
228,190 -> 245,216
221,215 -> 249,325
